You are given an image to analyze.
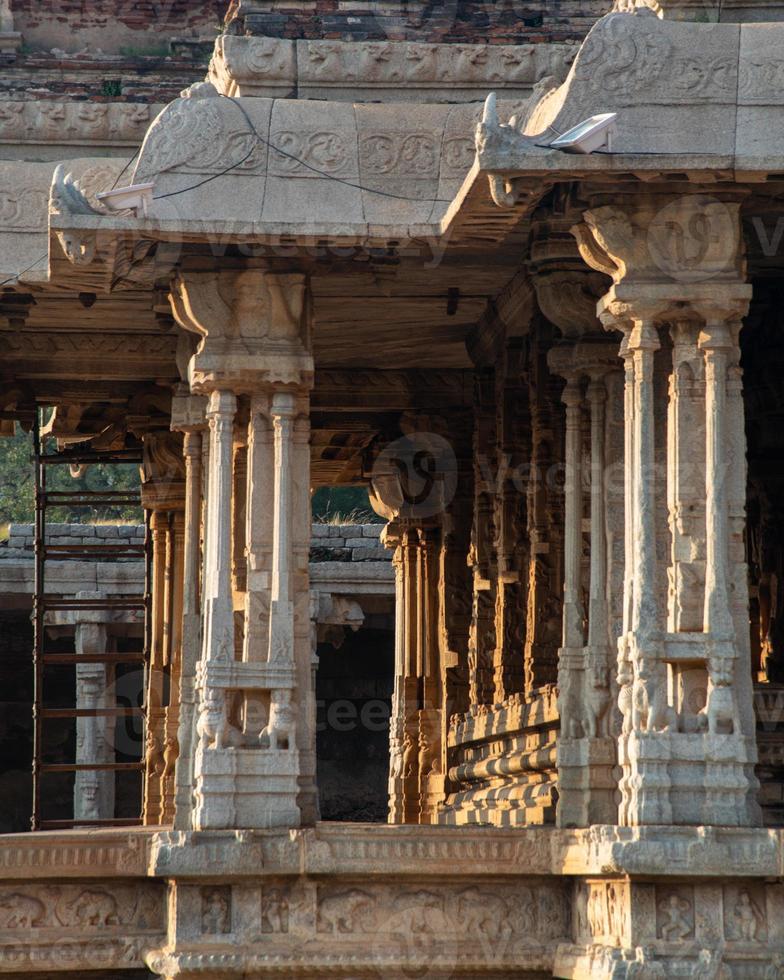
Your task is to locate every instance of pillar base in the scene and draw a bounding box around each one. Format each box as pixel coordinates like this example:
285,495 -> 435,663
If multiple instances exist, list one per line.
557,736 -> 617,828
193,747 -> 301,830
621,731 -> 758,827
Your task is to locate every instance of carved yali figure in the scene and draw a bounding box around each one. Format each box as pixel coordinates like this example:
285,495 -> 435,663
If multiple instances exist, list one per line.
196,688 -> 241,751
260,689 -> 296,750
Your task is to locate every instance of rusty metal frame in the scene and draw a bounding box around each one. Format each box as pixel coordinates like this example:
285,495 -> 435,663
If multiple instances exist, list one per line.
31,415 -> 151,830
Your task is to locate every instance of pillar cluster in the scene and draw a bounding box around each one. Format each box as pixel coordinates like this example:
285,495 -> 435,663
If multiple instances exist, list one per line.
573,192 -> 760,827
165,267 -> 315,830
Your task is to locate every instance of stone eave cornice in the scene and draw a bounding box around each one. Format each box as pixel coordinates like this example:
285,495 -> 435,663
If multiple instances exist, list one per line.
46,208 -> 446,292
46,150 -> 784,295
0,823 -> 780,881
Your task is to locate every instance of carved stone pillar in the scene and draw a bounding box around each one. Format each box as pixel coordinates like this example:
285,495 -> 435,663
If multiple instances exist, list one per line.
574,192 -> 761,827
468,370 -> 497,707
370,423 -> 458,825
170,268 -> 313,830
141,431 -> 186,826
524,324 -> 562,692
549,343 -> 618,827
492,339 -> 528,702
384,523 -> 408,823
171,390 -> 207,830
74,609 -> 113,823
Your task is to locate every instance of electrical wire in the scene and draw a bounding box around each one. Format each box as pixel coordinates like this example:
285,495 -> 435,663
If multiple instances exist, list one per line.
0,253 -> 48,290
110,146 -> 142,190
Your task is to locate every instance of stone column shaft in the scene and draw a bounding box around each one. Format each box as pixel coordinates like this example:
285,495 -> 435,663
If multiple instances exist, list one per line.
587,379 -> 607,648
173,429 -> 203,830
621,338 -> 635,639
243,396 -> 273,669
630,321 -> 661,642
203,389 -> 237,664
75,620 -> 113,823
701,328 -> 732,638
562,378 -> 585,651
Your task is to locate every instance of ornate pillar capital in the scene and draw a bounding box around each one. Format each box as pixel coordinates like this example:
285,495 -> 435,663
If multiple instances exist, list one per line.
171,382 -> 208,434
169,267 -> 313,395
528,215 -> 608,339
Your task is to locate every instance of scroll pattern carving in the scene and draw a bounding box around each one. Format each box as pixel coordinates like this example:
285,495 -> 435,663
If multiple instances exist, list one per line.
359,133 -> 438,177
573,13 -> 736,103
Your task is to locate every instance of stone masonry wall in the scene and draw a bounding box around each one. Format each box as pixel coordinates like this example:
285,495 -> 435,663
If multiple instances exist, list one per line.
0,523 -> 389,564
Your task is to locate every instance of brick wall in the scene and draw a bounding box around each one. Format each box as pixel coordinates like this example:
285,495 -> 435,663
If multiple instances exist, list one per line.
231,0 -> 610,44
11,0 -> 231,53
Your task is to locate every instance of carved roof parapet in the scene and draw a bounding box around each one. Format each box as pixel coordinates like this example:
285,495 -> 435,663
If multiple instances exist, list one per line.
472,13 -> 784,234
209,34 -> 578,102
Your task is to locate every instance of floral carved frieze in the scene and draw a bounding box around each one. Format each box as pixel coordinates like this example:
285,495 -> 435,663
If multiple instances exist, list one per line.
210,34 -> 578,98
359,133 -> 439,178
270,131 -> 355,178
0,101 -> 162,145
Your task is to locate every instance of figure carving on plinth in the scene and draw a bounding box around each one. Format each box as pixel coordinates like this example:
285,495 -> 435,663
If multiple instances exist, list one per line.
658,893 -> 692,941
734,890 -> 763,941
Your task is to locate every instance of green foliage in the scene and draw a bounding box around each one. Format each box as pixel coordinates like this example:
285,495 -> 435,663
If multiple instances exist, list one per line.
311,486 -> 381,524
0,428 -> 377,527
0,427 -> 142,524
101,79 -> 123,97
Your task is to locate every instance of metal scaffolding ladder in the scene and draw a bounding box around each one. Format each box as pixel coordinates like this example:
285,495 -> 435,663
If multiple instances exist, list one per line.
31,422 -> 151,830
